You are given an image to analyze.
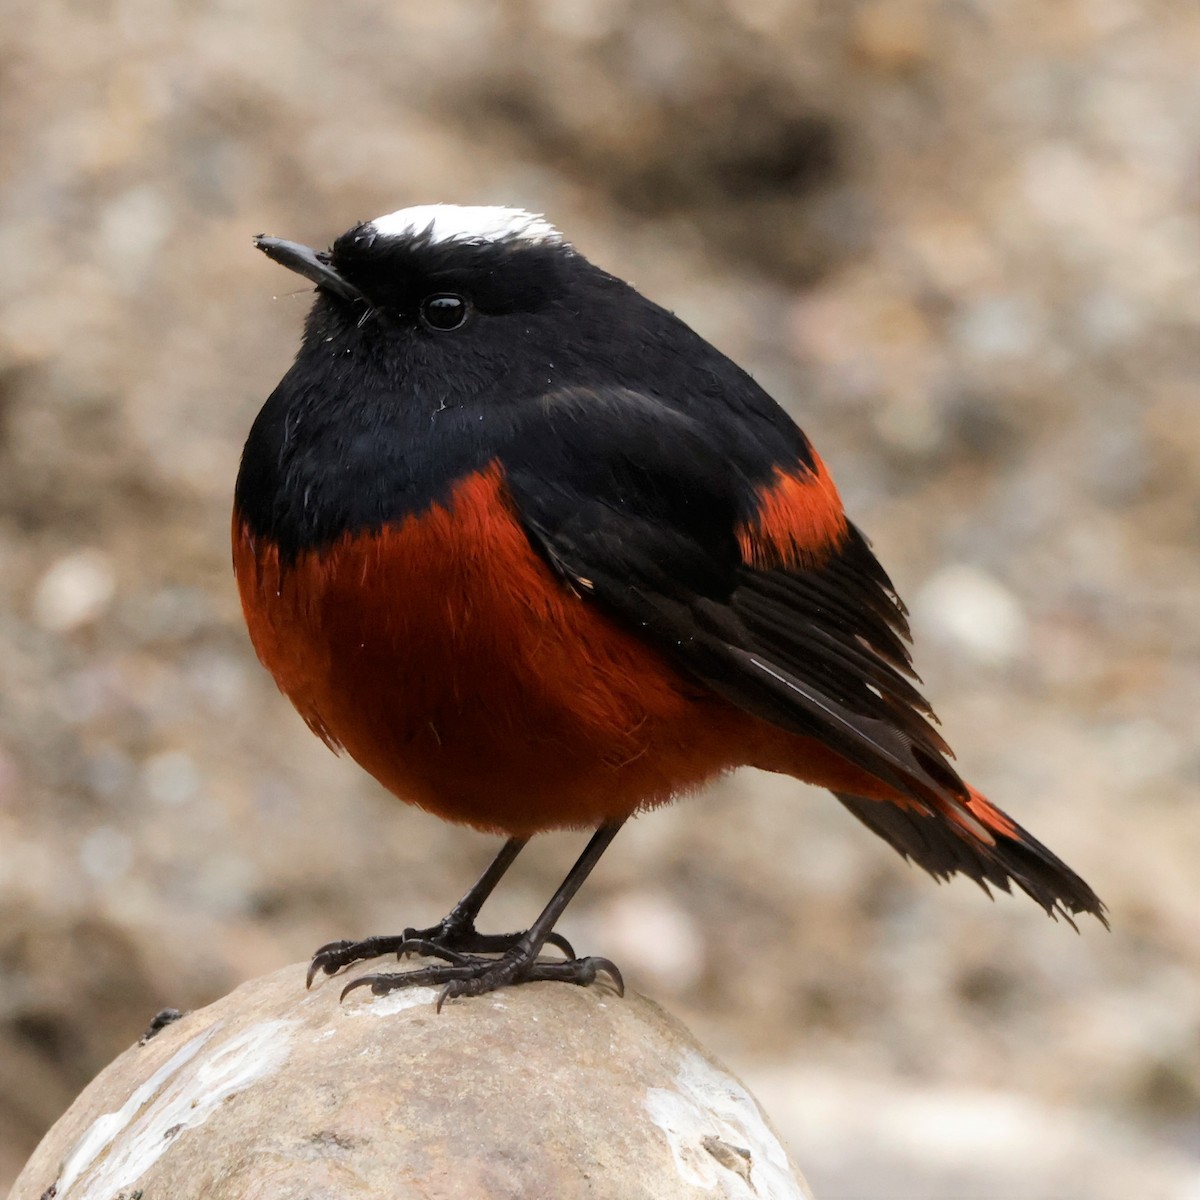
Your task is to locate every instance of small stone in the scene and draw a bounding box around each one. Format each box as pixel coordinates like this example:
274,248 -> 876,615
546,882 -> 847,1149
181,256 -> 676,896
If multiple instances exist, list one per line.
912,565 -> 1029,667
31,550 -> 117,633
141,751 -> 201,807
953,296 -> 1043,363
852,0 -> 931,70
79,826 -> 134,883
596,889 -> 706,992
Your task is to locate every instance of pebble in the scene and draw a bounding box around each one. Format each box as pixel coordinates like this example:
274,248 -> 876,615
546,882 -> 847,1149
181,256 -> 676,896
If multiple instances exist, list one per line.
141,750 -> 202,807
912,564 -> 1030,667
31,550 -> 117,633
596,889 -> 706,993
79,825 -> 134,882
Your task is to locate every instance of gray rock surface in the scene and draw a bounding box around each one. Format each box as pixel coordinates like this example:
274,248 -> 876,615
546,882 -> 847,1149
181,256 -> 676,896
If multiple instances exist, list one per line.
10,962 -> 811,1200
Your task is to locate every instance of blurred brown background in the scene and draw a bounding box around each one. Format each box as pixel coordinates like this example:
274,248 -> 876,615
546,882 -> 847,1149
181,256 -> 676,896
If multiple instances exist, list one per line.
1,1 -> 1198,1196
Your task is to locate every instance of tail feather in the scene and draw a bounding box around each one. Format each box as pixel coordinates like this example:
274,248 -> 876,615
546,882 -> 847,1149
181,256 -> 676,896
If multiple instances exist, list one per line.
834,786 -> 1108,927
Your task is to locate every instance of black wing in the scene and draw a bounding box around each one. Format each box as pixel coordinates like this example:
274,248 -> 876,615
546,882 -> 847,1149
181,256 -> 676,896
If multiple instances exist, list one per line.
503,386 -> 1106,924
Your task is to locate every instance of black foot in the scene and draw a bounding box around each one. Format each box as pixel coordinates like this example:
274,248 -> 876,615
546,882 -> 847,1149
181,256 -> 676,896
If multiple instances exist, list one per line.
403,918 -> 576,961
341,949 -> 625,1012
306,920 -> 575,988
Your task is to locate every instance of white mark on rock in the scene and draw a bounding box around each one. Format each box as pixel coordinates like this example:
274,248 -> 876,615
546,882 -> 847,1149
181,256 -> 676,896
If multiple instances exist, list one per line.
56,1025 -> 217,1197
345,986 -> 440,1017
56,1018 -> 297,1200
644,1050 -> 807,1199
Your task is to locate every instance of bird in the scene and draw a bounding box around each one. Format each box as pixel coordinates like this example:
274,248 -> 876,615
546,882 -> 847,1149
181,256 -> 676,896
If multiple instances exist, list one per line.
235,204 -> 1106,1008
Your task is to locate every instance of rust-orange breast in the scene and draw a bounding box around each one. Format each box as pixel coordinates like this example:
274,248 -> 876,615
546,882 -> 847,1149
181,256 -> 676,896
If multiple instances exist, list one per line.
232,463 -> 758,835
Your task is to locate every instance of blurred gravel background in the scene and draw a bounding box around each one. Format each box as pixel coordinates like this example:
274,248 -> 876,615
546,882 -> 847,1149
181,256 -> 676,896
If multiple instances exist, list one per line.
1,1 -> 1198,1196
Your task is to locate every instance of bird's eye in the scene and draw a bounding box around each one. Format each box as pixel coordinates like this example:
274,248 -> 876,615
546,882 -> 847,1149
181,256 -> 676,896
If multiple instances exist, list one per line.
419,293 -> 470,331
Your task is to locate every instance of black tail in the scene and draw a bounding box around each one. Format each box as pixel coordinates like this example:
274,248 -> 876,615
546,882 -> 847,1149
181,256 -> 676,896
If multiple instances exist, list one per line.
834,789 -> 1108,927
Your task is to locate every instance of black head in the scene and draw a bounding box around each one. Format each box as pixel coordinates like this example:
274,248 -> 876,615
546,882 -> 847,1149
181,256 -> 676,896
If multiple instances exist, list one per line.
253,205 -> 639,404
240,206 -> 639,552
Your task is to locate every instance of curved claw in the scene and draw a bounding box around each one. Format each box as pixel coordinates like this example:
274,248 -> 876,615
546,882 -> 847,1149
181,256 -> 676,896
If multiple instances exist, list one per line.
306,939 -> 357,988
543,930 -> 576,959
586,957 -> 625,997
398,927 -> 427,958
339,974 -> 377,1002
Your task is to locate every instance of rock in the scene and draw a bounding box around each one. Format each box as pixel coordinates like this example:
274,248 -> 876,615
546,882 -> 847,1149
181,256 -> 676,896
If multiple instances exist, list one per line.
10,961 -> 812,1200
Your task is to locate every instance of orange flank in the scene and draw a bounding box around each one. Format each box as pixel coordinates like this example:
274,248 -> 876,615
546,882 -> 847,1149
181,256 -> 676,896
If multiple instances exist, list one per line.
737,451 -> 848,570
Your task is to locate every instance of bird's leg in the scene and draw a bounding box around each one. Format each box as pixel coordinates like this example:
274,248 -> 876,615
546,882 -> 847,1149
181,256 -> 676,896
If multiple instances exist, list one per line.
306,836 -> 572,987
399,837 -> 573,958
342,820 -> 627,1008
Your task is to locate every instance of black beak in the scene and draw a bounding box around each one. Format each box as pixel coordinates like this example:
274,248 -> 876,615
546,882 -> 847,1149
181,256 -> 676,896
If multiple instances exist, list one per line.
254,236 -> 369,306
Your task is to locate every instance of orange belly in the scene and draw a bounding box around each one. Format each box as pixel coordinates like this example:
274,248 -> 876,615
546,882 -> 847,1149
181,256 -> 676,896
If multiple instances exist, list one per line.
232,464 -> 770,835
